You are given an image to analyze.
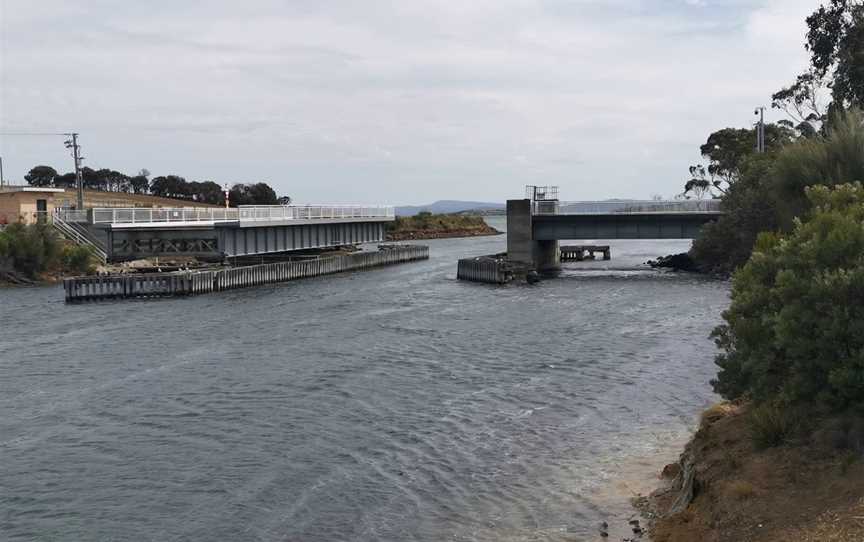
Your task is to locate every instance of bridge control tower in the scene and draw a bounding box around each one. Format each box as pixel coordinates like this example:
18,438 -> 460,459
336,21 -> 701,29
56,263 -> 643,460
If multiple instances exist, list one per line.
506,186 -> 561,272
526,185 -> 559,215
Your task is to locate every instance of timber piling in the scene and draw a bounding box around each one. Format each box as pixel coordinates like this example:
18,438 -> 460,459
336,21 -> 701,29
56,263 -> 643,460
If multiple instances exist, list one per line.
456,254 -> 515,284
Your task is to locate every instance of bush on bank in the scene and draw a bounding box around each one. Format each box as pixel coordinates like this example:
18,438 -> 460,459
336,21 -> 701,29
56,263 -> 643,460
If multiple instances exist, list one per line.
0,223 -> 96,279
712,183 -> 864,412
691,110 -> 864,276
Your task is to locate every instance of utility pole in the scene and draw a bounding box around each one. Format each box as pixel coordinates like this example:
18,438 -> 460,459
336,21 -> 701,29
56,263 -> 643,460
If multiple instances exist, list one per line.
64,133 -> 84,209
0,156 -> 5,188
754,107 -> 766,153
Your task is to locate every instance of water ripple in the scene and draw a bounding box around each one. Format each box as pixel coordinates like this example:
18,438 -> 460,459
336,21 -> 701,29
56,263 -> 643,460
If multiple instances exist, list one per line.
0,235 -> 727,541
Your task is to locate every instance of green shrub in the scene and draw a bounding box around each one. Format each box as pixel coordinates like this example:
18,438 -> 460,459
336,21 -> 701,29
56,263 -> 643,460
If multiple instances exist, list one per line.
61,244 -> 96,275
770,110 -> 864,230
0,223 -> 94,278
748,402 -> 801,449
0,223 -> 62,278
712,183 -> 864,411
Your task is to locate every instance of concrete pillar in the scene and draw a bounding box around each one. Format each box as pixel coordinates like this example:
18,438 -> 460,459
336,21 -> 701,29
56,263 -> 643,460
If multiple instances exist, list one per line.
534,240 -> 560,272
507,199 -> 533,265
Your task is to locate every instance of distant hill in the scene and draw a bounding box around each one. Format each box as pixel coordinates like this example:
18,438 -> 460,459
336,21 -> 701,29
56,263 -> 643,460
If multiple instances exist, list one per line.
395,200 -> 504,216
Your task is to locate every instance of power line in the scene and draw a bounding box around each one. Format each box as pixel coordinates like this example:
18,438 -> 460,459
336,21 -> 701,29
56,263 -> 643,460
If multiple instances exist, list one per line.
0,132 -> 75,136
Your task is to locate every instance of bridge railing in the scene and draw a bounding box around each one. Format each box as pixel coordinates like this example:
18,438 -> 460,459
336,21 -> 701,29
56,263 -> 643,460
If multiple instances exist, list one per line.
92,207 -> 240,225
90,205 -> 395,225
54,209 -> 90,223
237,205 -> 395,222
555,200 -> 722,214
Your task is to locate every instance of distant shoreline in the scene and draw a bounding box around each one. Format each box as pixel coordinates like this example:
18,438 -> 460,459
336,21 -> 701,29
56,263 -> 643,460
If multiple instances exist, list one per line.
385,229 -> 501,241
385,213 -> 501,241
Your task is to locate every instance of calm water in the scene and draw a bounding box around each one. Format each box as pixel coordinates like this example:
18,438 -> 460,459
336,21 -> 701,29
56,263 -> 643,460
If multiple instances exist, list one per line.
0,219 -> 729,541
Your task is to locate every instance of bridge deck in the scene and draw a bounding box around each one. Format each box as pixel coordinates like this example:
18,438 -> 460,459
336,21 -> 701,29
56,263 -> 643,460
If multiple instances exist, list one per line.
56,204 -> 396,261
84,205 -> 395,229
532,211 -> 721,240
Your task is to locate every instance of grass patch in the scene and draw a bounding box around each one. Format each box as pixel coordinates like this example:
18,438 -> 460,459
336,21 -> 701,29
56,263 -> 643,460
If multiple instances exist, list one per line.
700,402 -> 736,428
726,480 -> 756,500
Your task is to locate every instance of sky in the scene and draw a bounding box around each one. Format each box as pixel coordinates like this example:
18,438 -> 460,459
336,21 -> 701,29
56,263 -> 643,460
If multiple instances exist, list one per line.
0,0 -> 819,205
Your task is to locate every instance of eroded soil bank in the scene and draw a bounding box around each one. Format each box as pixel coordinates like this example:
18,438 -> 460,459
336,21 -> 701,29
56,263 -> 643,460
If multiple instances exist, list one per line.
640,403 -> 864,542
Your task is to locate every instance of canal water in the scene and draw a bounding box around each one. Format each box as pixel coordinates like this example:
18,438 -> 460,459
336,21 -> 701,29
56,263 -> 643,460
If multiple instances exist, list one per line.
0,218 -> 729,541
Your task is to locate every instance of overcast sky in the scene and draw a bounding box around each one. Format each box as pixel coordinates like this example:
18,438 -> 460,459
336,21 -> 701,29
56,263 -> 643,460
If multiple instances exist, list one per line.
0,0 -> 818,204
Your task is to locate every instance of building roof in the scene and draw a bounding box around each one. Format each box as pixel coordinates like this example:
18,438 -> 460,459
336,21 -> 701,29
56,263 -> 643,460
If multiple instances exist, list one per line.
0,185 -> 65,194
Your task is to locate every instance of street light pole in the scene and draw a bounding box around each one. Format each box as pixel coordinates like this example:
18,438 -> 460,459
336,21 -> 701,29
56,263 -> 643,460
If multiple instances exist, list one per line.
754,107 -> 766,153
64,133 -> 84,209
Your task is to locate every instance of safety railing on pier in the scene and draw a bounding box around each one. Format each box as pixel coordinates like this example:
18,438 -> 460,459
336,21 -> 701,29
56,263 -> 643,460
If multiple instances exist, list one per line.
90,205 -> 395,226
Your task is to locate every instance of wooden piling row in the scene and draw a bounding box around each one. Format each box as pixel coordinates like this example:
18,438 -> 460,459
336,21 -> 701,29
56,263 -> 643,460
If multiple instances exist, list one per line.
456,256 -> 511,284
64,245 -> 429,302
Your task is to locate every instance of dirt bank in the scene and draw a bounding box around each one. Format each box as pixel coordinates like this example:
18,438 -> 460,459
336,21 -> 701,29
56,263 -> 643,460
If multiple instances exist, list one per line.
642,403 -> 864,542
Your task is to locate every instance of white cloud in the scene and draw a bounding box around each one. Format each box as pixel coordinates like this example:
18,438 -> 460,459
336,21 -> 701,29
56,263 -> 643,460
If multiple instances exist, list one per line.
0,0 -> 820,203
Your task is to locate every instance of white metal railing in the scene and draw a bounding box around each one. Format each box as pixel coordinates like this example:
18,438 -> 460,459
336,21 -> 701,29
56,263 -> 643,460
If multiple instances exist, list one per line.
54,209 -> 90,223
52,211 -> 108,262
237,205 -> 394,222
555,200 -> 722,214
90,205 -> 395,225
92,207 -> 239,225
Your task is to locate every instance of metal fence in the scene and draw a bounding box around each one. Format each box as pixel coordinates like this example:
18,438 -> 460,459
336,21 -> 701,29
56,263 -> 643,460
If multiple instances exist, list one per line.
90,205 -> 395,225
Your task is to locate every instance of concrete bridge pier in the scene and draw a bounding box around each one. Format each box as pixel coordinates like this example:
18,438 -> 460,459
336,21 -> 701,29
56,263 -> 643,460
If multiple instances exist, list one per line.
506,199 -> 560,273
533,239 -> 560,272
506,199 -> 533,266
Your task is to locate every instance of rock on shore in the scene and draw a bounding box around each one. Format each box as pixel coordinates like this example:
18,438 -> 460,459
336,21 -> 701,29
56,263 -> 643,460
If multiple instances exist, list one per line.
646,252 -> 700,272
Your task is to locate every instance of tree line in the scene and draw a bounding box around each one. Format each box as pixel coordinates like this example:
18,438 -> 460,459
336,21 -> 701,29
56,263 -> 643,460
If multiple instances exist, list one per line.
680,0 -> 864,426
23,165 -> 290,207
682,0 -> 864,275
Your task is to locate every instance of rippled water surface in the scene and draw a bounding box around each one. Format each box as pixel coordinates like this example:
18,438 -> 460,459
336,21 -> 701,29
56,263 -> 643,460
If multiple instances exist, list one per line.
1,221 -> 729,541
